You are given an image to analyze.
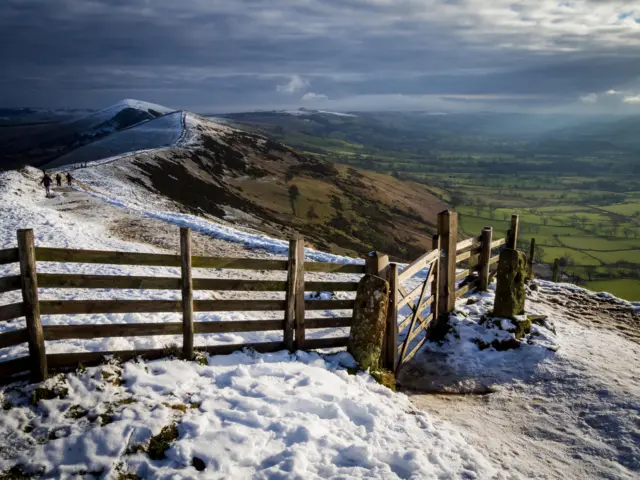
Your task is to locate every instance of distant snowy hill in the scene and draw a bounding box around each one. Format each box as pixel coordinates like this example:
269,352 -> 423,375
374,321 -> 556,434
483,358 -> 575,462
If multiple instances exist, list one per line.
0,99 -> 177,171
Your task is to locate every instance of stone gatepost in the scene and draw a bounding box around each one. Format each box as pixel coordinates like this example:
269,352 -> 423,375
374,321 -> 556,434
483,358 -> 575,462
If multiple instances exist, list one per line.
493,249 -> 527,318
348,274 -> 390,371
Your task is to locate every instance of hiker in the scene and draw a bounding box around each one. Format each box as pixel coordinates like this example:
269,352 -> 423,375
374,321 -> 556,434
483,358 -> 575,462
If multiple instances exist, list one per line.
55,173 -> 62,187
66,172 -> 73,186
40,173 -> 53,197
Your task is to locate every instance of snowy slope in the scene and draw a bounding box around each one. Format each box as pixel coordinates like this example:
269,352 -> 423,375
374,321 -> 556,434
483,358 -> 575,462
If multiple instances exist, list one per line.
44,111 -> 185,169
0,168 -> 360,363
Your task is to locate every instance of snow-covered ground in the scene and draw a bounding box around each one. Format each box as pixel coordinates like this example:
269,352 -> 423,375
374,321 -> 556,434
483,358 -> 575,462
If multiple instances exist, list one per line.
0,351 -> 497,479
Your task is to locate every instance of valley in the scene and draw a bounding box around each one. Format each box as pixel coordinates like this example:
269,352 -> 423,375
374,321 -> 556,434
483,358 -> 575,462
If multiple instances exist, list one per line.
221,109 -> 640,301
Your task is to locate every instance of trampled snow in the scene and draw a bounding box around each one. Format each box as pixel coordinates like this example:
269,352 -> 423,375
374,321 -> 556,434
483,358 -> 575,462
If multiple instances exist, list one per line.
0,351 -> 497,478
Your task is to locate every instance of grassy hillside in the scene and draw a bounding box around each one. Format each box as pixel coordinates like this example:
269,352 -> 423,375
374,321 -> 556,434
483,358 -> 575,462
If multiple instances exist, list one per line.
221,110 -> 640,301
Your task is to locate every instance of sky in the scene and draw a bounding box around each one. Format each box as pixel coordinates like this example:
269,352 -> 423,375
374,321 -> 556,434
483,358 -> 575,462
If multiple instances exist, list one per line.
1,0 -> 639,113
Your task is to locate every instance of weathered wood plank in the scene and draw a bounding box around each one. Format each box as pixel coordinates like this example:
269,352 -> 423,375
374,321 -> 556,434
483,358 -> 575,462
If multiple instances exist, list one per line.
305,281 -> 359,292
399,265 -> 430,363
195,300 -> 286,312
37,274 -> 292,292
402,335 -> 428,364
294,240 -> 306,349
0,276 -> 21,294
490,238 -> 506,249
195,320 -> 284,334
397,281 -> 424,310
284,239 -> 297,351
406,313 -> 433,344
0,328 -> 28,348
0,248 -> 19,266
386,263 -> 399,371
40,300 -> 182,315
38,273 -> 181,290
398,249 -> 439,284
43,323 -> 183,340
35,247 -> 290,271
180,228 -> 194,360
192,257 -> 287,270
303,300 -> 355,311
40,299 -> 289,315
36,248 -> 182,267
0,357 -> 31,378
303,337 -> 349,350
0,303 -> 25,322
438,211 -> 458,315
304,262 -> 366,274
455,280 -> 479,298
455,266 -> 479,282
18,229 -> 47,382
456,236 -> 482,252
489,255 -> 500,266
455,248 -> 482,264
305,317 -> 353,329
478,227 -> 493,291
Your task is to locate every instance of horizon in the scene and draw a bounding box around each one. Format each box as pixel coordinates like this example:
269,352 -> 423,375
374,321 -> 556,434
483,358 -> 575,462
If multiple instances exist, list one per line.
1,1 -> 639,115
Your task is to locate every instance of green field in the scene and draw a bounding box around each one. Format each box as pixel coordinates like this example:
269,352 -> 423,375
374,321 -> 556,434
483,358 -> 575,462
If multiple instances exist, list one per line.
586,279 -> 640,301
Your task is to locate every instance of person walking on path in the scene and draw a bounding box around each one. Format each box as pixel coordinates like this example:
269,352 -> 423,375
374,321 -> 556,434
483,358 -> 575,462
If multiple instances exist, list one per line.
66,172 -> 73,186
55,173 -> 62,187
40,173 -> 53,197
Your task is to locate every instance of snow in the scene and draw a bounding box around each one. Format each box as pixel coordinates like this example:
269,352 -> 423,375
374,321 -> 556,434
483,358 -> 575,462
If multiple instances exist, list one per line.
0,351 -> 497,478
44,111 -> 185,169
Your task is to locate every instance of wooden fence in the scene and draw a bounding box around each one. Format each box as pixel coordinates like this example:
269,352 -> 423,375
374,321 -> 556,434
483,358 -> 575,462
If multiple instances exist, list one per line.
0,228 -> 366,383
0,211 -> 519,382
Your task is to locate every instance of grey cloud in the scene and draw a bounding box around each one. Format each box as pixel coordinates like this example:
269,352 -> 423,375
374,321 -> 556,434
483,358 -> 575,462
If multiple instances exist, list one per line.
0,0 -> 639,111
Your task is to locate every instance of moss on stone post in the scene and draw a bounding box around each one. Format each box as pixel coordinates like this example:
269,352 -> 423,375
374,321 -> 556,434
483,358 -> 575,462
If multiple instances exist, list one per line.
493,249 -> 527,318
348,274 -> 390,371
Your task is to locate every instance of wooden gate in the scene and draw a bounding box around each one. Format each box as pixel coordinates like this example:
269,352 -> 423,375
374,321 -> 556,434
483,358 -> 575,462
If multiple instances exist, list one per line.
394,235 -> 440,369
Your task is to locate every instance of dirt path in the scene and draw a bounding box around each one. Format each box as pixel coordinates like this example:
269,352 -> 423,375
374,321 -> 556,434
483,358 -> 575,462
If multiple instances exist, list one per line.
404,289 -> 640,479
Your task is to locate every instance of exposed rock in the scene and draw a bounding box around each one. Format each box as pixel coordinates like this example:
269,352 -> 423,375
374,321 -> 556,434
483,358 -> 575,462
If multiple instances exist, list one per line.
494,249 -> 527,318
348,274 -> 390,371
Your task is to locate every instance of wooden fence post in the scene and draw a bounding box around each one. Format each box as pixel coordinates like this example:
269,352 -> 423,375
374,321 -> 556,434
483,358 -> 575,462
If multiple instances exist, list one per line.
293,238 -> 306,350
284,238 -> 298,352
17,229 -> 47,382
386,263 -> 399,371
437,210 -> 457,315
478,227 -> 493,291
552,258 -> 559,282
528,238 -> 536,279
180,227 -> 194,360
431,234 -> 441,319
507,214 -> 519,249
365,252 -> 390,278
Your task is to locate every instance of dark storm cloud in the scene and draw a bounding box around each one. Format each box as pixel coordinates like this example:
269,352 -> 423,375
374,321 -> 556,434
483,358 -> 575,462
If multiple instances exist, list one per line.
1,0 -> 639,111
